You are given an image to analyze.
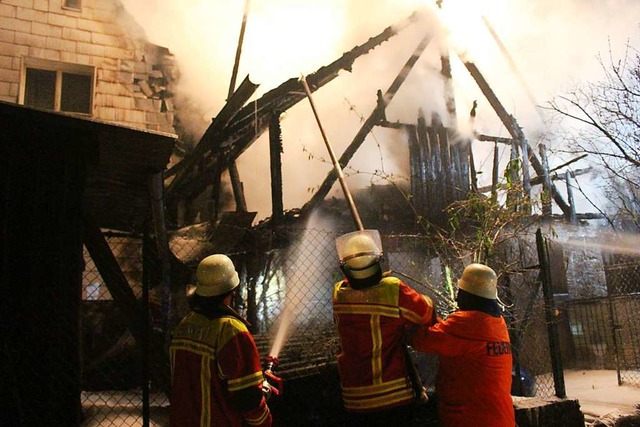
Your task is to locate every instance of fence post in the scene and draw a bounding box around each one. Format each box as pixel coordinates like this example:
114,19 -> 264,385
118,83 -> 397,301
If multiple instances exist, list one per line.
536,228 -> 566,398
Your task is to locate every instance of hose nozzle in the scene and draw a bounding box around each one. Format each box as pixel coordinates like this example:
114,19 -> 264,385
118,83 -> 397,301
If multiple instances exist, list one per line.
264,355 -> 279,372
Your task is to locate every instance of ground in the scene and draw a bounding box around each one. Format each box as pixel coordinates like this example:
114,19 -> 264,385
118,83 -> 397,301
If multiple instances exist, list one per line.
563,369 -> 640,425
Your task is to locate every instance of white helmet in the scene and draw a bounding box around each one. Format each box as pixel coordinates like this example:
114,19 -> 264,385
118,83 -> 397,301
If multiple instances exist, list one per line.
193,254 -> 240,297
458,263 -> 498,300
336,230 -> 383,279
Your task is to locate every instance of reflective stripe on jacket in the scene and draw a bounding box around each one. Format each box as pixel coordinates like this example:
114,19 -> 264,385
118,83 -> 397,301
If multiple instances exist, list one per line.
332,276 -> 435,412
169,312 -> 271,427
412,310 -> 515,427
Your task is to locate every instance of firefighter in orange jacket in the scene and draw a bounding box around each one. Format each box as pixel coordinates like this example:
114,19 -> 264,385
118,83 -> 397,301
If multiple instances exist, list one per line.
332,230 -> 435,426
411,263 -> 515,427
169,254 -> 274,427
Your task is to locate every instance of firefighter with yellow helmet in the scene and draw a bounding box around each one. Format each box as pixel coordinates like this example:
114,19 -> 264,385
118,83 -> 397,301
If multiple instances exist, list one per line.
169,254 -> 276,427
332,230 -> 435,426
411,263 -> 515,427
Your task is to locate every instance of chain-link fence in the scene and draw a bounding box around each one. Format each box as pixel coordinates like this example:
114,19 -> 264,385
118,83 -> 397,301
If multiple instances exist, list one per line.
79,225 -> 585,425
551,238 -> 640,388
81,233 -> 170,427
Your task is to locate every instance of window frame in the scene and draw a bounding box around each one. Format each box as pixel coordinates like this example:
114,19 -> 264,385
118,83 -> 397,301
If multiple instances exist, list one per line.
20,57 -> 95,116
62,0 -> 82,11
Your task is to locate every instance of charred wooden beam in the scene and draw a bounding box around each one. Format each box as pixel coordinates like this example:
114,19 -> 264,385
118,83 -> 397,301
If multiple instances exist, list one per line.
269,111 -> 284,224
491,142 -> 499,201
461,60 -> 572,216
548,154 -> 588,174
434,113 -> 453,208
417,112 -> 431,215
460,137 -> 471,195
477,166 -> 592,194
426,114 -> 441,220
300,33 -> 432,217
506,140 -> 521,210
468,138 -> 478,193
178,12 -> 421,200
229,163 -> 247,212
441,53 -> 457,125
83,212 -> 144,345
148,173 -> 172,330
539,143 -> 553,217
477,134 -> 514,145
520,134 -> 532,199
407,124 -> 422,210
165,76 -> 258,197
226,0 -> 251,213
565,171 -> 578,224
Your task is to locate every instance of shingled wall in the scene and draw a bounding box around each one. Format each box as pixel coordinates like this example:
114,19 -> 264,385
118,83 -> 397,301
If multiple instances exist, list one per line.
0,0 -> 177,133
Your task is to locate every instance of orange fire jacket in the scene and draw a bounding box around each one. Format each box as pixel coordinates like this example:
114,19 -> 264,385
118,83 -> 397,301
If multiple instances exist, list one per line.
169,311 -> 271,427
412,310 -> 515,427
332,276 -> 435,412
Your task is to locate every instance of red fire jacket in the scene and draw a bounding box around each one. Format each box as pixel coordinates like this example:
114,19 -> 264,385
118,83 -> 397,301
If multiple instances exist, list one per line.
169,311 -> 271,427
412,310 -> 515,427
332,276 -> 435,412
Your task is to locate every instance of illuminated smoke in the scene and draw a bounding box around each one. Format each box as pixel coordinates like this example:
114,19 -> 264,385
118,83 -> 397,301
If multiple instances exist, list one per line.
119,0 -> 640,219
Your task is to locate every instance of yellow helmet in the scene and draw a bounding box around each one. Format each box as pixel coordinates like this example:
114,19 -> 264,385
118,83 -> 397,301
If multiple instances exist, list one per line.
457,263 -> 498,300
194,254 -> 240,297
336,230 -> 383,279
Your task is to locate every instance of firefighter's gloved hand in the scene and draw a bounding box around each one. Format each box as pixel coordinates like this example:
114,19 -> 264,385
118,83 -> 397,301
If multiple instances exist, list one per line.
262,370 -> 283,399
261,380 -> 280,401
261,380 -> 274,400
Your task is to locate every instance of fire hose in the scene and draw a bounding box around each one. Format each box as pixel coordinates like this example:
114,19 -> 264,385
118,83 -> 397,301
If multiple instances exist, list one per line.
262,356 -> 283,400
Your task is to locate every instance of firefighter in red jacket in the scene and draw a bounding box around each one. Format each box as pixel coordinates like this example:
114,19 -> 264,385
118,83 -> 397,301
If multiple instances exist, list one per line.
332,230 -> 435,426
169,254 -> 275,427
411,263 -> 515,427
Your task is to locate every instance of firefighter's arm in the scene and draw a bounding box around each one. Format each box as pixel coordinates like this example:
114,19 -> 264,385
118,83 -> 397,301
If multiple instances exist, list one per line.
398,281 -> 436,325
228,386 -> 272,426
411,320 -> 468,357
218,323 -> 273,426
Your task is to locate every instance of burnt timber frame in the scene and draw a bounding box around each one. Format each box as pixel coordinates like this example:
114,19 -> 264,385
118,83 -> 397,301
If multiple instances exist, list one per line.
164,12 -> 422,221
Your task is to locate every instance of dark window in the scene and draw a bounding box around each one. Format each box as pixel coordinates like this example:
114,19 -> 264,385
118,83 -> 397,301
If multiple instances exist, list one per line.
24,68 -> 56,110
64,0 -> 81,9
61,72 -> 92,114
23,64 -> 93,115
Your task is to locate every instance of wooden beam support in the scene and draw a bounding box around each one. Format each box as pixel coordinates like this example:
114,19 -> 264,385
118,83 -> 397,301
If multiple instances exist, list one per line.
300,34 -> 432,217
176,12 -> 422,202
461,60 -> 572,216
269,111 -> 284,224
82,213 -> 144,345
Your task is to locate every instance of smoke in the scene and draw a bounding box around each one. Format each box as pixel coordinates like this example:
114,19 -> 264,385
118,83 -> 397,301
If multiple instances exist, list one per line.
120,0 -> 640,220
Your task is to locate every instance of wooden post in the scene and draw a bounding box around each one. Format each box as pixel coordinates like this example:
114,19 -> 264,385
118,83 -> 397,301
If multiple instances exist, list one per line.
417,111 -> 432,219
226,0 -> 251,212
269,111 -> 284,224
539,144 -> 553,217
565,171 -> 578,225
535,228 -> 566,398
428,117 -> 443,220
491,142 -> 499,202
149,173 -> 172,330
508,140 -> 521,210
407,124 -> 423,214
519,127 -> 532,211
